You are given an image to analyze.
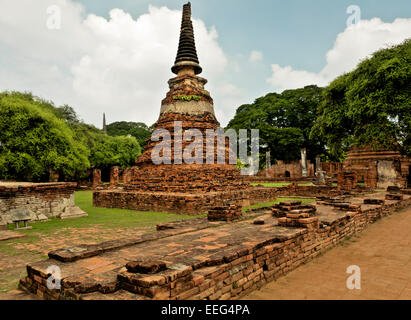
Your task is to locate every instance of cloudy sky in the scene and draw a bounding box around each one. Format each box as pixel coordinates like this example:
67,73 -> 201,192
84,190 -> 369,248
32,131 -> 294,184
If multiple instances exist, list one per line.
0,0 -> 410,128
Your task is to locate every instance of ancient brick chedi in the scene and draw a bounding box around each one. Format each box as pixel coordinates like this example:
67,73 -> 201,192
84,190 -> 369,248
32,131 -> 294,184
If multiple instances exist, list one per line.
128,1 -> 241,190
93,2 -> 274,213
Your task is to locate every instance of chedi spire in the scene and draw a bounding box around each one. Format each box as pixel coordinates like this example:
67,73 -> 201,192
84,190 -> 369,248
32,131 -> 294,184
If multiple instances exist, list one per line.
171,2 -> 202,75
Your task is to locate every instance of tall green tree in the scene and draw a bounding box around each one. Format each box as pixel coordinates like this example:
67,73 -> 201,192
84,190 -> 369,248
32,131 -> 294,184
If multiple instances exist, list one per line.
227,85 -> 326,166
0,92 -> 90,181
311,39 -> 411,159
106,121 -> 152,148
89,135 -> 141,173
0,91 -> 143,182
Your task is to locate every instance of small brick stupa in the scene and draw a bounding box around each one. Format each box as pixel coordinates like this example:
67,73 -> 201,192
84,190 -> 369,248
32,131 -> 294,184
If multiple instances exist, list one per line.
93,2 -> 277,213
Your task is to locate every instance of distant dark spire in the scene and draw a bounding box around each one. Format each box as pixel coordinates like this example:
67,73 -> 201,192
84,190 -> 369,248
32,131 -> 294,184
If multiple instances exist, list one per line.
171,2 -> 202,75
103,113 -> 107,134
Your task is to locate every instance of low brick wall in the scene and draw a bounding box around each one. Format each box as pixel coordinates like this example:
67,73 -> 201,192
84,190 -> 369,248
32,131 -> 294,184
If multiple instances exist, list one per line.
93,187 -> 278,215
0,182 -> 86,223
276,184 -> 366,198
245,176 -> 313,183
182,197 -> 411,300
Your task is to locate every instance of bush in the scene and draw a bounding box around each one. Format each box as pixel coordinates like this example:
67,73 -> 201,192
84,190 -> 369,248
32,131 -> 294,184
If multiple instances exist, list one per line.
0,92 -> 89,181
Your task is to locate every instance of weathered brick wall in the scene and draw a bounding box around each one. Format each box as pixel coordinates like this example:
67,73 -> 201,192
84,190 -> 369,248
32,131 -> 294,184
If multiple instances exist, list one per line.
321,162 -> 343,177
276,184 -> 346,198
125,164 -> 249,193
244,176 -> 312,183
343,146 -> 410,188
135,112 -> 230,167
258,160 -> 315,179
0,182 -> 85,223
93,187 -> 278,215
93,184 -> 365,215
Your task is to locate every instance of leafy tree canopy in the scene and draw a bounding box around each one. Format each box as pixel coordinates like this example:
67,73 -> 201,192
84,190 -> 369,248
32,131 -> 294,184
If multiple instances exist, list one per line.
227,85 -> 326,165
0,91 -> 142,182
106,121 -> 152,148
89,134 -> 141,173
311,39 -> 411,159
0,92 -> 89,181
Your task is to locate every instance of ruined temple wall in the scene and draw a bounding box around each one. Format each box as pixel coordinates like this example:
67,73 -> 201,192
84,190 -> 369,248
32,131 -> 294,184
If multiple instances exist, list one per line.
93,187 -> 278,215
93,184 -> 360,214
0,182 -> 85,223
343,146 -> 410,188
321,162 -> 343,176
125,164 -> 248,193
276,184 -> 343,198
259,160 -> 314,179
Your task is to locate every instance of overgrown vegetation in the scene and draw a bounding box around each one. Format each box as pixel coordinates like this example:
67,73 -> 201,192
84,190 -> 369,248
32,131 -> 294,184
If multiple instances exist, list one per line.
173,95 -> 201,102
227,39 -> 411,166
0,92 -> 142,182
226,85 -> 327,166
311,39 -> 411,159
106,121 -> 152,148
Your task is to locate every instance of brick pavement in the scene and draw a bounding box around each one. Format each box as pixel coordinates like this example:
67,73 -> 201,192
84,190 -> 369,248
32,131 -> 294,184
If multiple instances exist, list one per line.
0,225 -> 150,296
2,192 -> 410,300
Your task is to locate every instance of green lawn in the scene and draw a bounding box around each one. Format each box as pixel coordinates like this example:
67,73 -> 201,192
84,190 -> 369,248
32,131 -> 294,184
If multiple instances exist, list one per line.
8,191 -> 203,235
8,191 -> 318,234
251,182 -> 291,187
251,182 -> 315,187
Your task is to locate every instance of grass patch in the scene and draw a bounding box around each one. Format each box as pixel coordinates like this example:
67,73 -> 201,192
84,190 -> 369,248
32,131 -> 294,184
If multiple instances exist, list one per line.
243,197 -> 315,212
8,191 -> 203,235
251,182 -> 291,187
251,182 -> 315,187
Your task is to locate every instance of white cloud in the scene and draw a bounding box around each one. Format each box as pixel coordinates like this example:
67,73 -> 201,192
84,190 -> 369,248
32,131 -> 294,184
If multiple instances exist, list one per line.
249,50 -> 263,63
0,0 -> 235,127
267,18 -> 411,92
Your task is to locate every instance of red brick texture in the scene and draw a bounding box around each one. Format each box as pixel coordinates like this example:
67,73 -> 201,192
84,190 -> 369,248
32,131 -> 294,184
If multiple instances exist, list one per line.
93,187 -> 278,215
19,193 -> 411,300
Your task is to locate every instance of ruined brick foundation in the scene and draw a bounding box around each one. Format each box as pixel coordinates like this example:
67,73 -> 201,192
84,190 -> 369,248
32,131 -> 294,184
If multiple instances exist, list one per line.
19,191 -> 411,300
0,182 -> 87,223
93,186 -> 278,215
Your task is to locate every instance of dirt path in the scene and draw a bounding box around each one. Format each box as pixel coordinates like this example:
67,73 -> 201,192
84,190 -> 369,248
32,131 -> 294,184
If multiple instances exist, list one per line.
244,206 -> 411,300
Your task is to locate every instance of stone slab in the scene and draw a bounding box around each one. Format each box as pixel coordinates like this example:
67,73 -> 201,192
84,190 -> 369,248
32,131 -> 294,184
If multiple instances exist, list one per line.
0,230 -> 27,241
59,207 -> 88,220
